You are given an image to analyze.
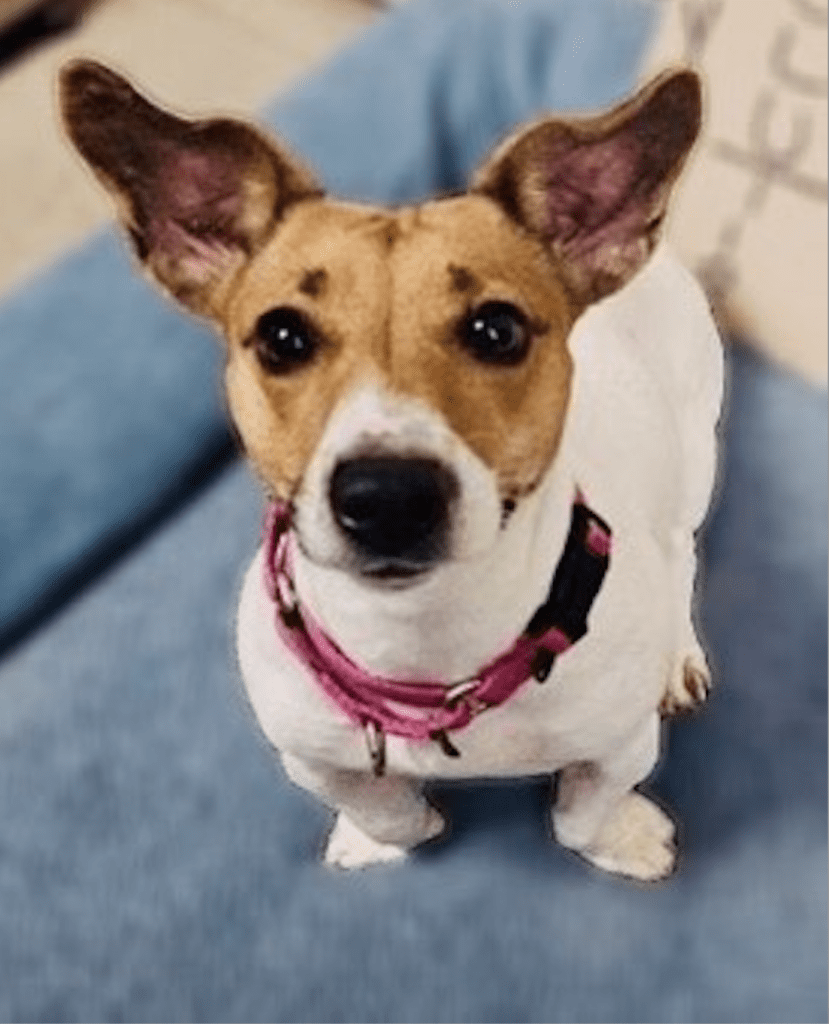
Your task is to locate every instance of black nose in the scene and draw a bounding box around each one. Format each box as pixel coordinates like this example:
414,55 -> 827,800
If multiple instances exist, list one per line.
329,456 -> 457,564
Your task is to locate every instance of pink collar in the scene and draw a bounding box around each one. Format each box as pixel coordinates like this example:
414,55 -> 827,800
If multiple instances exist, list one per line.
263,496 -> 611,775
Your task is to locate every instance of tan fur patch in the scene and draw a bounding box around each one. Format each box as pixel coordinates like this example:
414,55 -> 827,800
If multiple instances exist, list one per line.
219,195 -> 576,501
61,63 -> 697,508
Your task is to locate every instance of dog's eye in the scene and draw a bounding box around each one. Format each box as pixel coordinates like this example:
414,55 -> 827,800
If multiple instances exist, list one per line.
253,307 -> 318,373
460,301 -> 531,366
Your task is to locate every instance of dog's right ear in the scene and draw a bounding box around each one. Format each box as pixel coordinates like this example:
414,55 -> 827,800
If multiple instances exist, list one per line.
60,60 -> 323,317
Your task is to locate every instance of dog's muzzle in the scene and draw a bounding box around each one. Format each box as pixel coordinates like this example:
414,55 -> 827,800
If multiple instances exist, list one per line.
329,455 -> 458,574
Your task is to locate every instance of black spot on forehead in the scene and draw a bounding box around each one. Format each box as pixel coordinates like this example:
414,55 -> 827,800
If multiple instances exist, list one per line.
448,264 -> 479,292
298,268 -> 327,298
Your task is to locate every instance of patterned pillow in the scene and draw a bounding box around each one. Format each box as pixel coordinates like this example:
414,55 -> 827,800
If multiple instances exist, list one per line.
643,0 -> 827,385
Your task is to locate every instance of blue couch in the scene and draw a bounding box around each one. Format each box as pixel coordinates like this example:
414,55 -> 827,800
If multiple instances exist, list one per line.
0,2 -> 826,1020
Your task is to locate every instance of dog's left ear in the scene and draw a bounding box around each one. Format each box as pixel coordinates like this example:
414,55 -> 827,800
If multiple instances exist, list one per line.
60,60 -> 323,317
473,70 -> 702,305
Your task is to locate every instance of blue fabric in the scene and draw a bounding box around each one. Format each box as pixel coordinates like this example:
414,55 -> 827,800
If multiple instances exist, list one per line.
0,347 -> 824,1023
0,0 -> 653,653
0,234 -> 233,653
267,0 -> 655,202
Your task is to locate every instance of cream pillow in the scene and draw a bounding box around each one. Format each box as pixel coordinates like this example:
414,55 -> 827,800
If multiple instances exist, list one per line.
643,0 -> 827,385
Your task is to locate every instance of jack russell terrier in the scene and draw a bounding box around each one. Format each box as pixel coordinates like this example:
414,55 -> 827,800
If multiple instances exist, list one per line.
60,61 -> 723,880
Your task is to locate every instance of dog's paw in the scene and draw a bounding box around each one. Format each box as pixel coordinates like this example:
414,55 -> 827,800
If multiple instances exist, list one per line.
660,647 -> 712,716
323,813 -> 410,870
577,792 -> 677,881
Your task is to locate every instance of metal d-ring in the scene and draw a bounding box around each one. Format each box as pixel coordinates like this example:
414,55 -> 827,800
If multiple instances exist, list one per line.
364,720 -> 387,777
444,679 -> 479,707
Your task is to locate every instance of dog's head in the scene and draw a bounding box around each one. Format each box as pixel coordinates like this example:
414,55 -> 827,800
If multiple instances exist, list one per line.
60,62 -> 700,585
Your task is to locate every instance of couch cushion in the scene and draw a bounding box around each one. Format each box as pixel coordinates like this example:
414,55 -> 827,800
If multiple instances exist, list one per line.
267,0 -> 655,202
0,347 -> 824,1023
0,234 -> 233,653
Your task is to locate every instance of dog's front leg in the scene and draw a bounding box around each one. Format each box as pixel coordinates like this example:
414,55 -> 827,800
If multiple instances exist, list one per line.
281,752 -> 445,869
552,714 -> 676,881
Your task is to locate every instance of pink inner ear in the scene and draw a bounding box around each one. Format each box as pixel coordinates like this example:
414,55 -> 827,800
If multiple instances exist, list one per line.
543,136 -> 643,252
162,150 -> 241,221
143,146 -> 247,267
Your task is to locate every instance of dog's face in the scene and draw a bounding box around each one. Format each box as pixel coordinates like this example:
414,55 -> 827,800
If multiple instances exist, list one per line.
222,195 -> 576,577
61,62 -> 700,584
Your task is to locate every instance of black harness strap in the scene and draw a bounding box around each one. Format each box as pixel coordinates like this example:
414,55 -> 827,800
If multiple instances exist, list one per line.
525,501 -> 612,682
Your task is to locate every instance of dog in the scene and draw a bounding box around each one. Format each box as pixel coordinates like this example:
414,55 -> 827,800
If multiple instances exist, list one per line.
60,60 -> 723,880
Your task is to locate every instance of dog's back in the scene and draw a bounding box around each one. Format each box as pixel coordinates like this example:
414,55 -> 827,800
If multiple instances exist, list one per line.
565,244 -> 723,543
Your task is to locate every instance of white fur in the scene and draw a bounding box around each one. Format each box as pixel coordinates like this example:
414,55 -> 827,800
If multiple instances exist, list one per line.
294,382 -> 503,571
237,246 -> 723,878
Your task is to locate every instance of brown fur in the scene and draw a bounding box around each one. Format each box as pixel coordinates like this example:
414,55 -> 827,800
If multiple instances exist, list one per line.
220,196 -> 575,500
60,61 -> 700,505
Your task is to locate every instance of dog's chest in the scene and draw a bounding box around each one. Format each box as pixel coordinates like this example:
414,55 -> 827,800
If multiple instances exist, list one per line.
236,522 -> 670,780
